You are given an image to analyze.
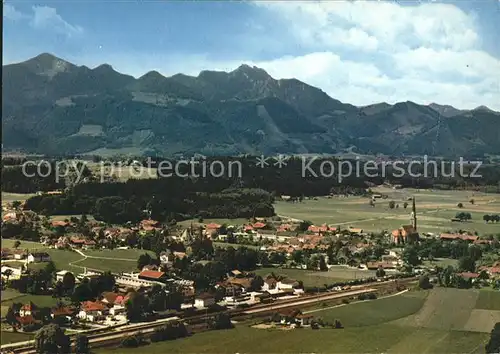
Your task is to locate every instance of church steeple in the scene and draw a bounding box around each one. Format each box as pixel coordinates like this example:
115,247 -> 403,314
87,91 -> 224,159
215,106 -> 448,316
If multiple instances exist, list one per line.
412,197 -> 417,231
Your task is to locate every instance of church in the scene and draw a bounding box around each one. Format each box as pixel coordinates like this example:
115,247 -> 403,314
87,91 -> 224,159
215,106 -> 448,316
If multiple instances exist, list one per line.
391,198 -> 419,245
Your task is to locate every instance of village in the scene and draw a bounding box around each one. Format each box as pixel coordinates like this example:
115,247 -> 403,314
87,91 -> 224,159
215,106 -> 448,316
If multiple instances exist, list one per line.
1,191 -> 500,350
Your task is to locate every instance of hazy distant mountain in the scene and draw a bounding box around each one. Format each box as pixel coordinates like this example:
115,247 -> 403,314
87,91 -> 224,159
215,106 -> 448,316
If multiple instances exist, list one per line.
3,53 -> 500,157
428,103 -> 465,117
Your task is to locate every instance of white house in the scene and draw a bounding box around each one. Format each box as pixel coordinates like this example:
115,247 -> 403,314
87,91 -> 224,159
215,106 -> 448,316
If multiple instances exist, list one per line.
1,264 -> 23,279
109,305 -> 126,316
13,250 -> 27,260
277,278 -> 300,290
194,293 -> 216,308
261,277 -> 278,292
27,252 -> 51,263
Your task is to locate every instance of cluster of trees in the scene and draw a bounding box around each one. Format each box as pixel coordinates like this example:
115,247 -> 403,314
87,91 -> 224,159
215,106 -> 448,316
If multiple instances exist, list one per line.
23,179 -> 275,224
34,324 -> 73,354
418,275 -> 433,289
209,312 -> 233,330
435,266 -> 488,289
358,292 -> 377,300
5,302 -> 51,332
5,156 -> 500,198
402,238 -> 498,267
9,262 -> 57,294
483,214 -> 500,223
2,219 -> 41,241
125,286 -> 184,322
70,272 -> 116,303
455,212 -> 472,221
1,162 -> 65,193
7,266 -> 117,308
289,252 -> 328,271
177,246 -> 263,292
150,321 -> 189,342
7,155 -> 500,224
486,322 -> 500,354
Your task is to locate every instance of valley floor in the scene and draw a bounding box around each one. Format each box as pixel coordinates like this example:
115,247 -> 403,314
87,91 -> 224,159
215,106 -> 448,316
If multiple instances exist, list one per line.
98,288 -> 498,354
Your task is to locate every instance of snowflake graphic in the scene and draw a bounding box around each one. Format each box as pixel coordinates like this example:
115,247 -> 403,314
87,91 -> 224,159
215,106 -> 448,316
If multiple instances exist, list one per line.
255,155 -> 270,168
273,154 -> 289,168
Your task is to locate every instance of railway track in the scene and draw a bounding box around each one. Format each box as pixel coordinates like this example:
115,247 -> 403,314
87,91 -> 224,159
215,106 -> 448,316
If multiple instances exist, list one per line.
2,277 -> 416,354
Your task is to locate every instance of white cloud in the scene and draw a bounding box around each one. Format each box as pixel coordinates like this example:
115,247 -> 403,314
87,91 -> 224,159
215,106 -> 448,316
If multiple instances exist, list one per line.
3,4 -> 27,21
31,6 -> 83,37
256,1 -> 480,52
246,53 -> 498,110
244,1 -> 499,110
393,48 -> 500,81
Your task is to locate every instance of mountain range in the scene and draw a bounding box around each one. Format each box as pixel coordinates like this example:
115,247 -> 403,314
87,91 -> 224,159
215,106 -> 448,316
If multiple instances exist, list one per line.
3,53 -> 499,157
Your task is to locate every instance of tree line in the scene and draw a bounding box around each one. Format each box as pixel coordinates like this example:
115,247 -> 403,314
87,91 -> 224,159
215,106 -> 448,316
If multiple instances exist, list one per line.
4,156 -> 500,195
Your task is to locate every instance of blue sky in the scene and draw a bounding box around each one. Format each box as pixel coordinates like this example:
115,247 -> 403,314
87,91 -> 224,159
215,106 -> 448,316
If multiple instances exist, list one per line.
4,0 -> 500,110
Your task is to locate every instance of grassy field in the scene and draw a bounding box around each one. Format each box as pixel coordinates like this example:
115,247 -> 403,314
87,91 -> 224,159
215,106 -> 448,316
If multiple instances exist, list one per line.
1,239 -> 48,250
178,218 -> 250,227
254,266 -> 376,287
82,248 -> 154,259
275,188 -> 500,235
86,161 -> 158,182
1,239 -> 154,274
475,290 -> 500,310
1,192 -> 36,203
0,331 -> 33,344
394,287 -> 500,335
1,291 -> 63,317
304,290 -> 428,327
99,288 -> 489,354
99,324 -> 486,354
77,258 -> 138,273
0,289 -> 26,302
422,258 -> 459,268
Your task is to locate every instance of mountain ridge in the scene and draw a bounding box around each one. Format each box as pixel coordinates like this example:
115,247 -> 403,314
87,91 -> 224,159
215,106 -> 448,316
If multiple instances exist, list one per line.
3,53 -> 499,157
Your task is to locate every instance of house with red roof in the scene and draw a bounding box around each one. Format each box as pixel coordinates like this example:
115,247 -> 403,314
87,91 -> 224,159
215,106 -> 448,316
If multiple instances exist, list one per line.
51,305 -> 76,323
139,219 -> 162,233
20,302 -> 38,317
440,233 -> 479,242
51,220 -> 69,228
458,272 -> 480,280
16,315 -> 41,329
101,291 -> 130,315
253,222 -> 267,229
78,301 -> 110,322
479,262 -> 500,278
70,237 -> 86,248
138,270 -> 166,282
12,249 -> 27,260
83,239 -> 97,249
205,223 -> 222,229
